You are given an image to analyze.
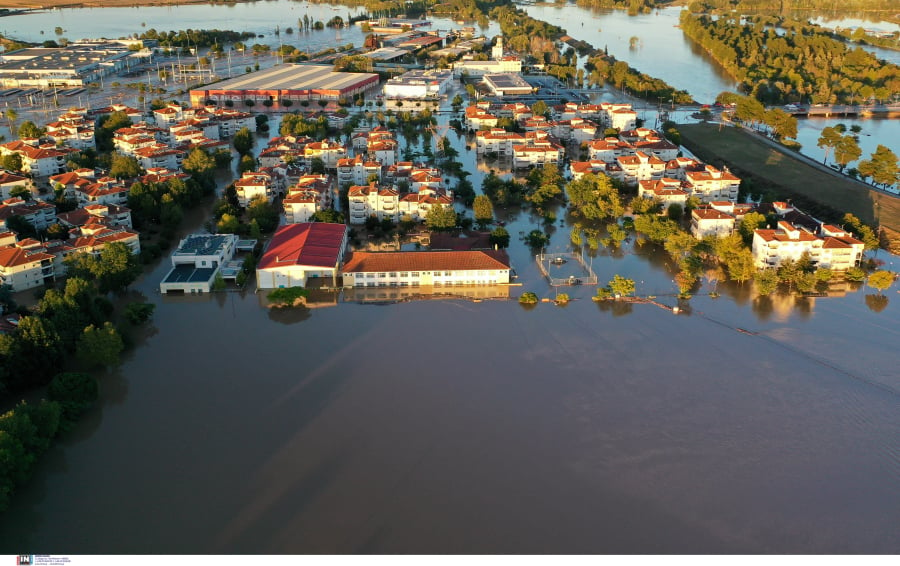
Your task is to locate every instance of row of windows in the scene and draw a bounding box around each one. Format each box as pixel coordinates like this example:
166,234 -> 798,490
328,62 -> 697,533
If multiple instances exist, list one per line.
358,271 -> 501,278
355,281 -> 500,288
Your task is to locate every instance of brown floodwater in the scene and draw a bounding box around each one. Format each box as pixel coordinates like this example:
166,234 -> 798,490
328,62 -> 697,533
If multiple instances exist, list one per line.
0,223 -> 898,553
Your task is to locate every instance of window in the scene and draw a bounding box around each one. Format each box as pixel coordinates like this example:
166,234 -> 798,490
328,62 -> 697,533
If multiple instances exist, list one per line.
389,272 -> 397,278
444,271 -> 451,276
378,273 -> 386,278
411,272 -> 420,277
366,273 -> 375,278
400,272 -> 408,278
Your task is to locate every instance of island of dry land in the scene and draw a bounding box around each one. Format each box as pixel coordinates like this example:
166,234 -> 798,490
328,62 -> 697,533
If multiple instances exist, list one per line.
678,122 -> 900,252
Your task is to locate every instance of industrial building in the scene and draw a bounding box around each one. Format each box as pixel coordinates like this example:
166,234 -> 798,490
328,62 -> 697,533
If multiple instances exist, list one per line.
482,73 -> 533,96
189,64 -> 379,109
383,69 -> 453,99
0,41 -> 152,88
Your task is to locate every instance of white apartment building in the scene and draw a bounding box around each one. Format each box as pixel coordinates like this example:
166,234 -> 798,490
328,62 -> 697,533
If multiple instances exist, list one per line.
348,183 -> 400,224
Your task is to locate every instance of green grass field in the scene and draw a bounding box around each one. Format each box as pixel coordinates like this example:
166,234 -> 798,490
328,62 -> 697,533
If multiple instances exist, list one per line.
678,123 -> 900,238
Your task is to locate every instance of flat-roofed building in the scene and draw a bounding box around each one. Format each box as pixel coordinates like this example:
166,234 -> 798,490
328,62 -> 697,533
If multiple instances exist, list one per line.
360,47 -> 411,62
0,41 -> 151,88
190,64 -> 379,109
383,69 -> 453,99
452,57 -> 522,77
341,250 -> 511,287
160,233 -> 239,294
482,73 -> 532,97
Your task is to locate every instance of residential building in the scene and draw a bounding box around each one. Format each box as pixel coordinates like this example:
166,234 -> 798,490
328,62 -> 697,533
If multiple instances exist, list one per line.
234,172 -> 276,207
348,183 -> 399,224
691,207 -> 736,239
464,105 -> 499,130
638,179 -> 689,210
304,139 -> 348,169
0,242 -> 55,291
57,203 -> 132,231
684,165 -> 741,203
337,155 -> 383,187
0,172 -> 35,200
752,221 -> 864,270
0,198 -> 57,231
0,141 -> 73,177
616,151 -> 666,184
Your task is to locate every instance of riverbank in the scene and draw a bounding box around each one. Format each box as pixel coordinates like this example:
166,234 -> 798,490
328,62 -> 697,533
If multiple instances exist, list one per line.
678,122 -> 900,251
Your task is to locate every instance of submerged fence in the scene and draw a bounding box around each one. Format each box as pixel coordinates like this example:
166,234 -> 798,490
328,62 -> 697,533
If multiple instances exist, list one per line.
536,251 -> 599,287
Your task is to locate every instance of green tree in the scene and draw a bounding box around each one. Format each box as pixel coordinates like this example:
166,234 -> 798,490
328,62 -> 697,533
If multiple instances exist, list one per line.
857,145 -> 898,190
764,108 -> 797,140
473,194 -> 494,228
526,164 -> 564,209
217,213 -> 240,234
834,135 -> 862,172
65,242 -> 141,294
109,153 -> 142,179
124,302 -> 155,325
817,126 -> 842,164
518,292 -> 539,305
425,204 -> 457,231
633,214 -> 678,243
754,268 -> 779,296
311,209 -> 344,224
524,229 -> 549,248
842,213 -> 879,251
247,196 -> 279,233
608,274 -> 635,297
238,154 -> 257,174
17,120 -> 45,139
845,266 -> 866,282
867,270 -> 895,294
9,185 -> 30,201
532,100 -> 549,117
489,226 -> 510,248
4,107 -> 18,136
182,147 -> 216,193
565,173 -> 623,219
310,157 -> 326,174
739,211 -> 767,244
0,153 -> 23,172
76,322 -> 123,369
47,372 -> 98,423
0,316 -> 63,389
233,126 -> 254,156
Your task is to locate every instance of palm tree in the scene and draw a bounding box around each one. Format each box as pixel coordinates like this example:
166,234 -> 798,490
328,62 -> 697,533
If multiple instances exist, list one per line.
5,107 -> 18,137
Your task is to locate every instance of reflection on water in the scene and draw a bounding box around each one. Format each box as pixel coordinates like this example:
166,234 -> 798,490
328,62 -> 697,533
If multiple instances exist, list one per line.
344,284 -> 512,303
865,293 -> 890,312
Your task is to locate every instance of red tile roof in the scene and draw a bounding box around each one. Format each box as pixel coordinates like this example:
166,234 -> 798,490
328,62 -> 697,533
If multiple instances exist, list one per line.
258,223 -> 347,270
342,250 -> 510,273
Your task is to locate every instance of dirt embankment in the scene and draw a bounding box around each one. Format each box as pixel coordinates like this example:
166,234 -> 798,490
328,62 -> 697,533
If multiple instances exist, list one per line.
678,122 -> 900,250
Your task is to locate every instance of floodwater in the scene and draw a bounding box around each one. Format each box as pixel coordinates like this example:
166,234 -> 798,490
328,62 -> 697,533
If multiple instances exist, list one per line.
0,0 -> 501,52
0,0 -> 899,555
0,188 -> 898,553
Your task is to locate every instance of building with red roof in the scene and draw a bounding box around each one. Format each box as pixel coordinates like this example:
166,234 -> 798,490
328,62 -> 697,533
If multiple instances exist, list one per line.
256,223 -> 349,289
341,250 -> 510,287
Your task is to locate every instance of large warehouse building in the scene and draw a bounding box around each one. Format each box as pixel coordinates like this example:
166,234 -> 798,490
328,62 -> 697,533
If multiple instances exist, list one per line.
189,64 -> 379,109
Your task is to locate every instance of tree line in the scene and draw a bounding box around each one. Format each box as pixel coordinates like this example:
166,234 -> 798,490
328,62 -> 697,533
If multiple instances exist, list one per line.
679,11 -> 900,105
137,28 -> 257,49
